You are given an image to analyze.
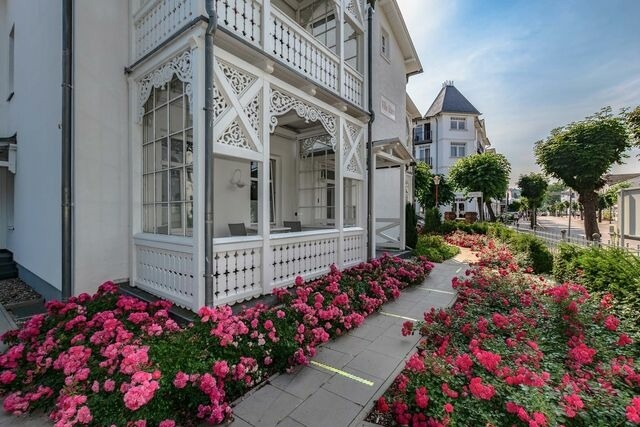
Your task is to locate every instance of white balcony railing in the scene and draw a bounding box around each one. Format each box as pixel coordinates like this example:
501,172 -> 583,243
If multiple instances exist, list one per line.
133,0 -> 364,107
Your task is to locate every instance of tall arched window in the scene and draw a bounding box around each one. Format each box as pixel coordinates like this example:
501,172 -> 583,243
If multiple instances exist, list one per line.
142,75 -> 193,236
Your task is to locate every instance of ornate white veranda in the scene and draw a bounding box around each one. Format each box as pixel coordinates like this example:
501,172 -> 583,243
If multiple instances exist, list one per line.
128,41 -> 367,311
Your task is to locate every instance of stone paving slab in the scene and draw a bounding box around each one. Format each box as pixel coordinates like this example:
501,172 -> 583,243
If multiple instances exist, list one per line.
289,388 -> 362,427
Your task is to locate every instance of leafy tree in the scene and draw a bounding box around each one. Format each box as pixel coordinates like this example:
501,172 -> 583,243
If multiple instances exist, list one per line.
449,152 -> 511,221
517,173 -> 548,229
627,105 -> 640,143
508,200 -> 522,212
535,107 -> 633,240
598,182 -> 631,221
414,162 -> 455,209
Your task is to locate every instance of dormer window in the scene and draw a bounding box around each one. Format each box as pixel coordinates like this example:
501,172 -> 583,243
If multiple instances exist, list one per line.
450,116 -> 466,131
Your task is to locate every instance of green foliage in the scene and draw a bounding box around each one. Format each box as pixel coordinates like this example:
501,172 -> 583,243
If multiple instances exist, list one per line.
414,162 -> 456,209
517,173 -> 548,210
422,207 -> 442,234
449,152 -> 511,202
598,182 -> 631,210
553,244 -> 640,331
626,105 -> 640,144
414,235 -> 460,263
405,203 -> 418,249
508,233 -> 553,274
535,108 -> 631,194
486,223 -> 516,242
439,220 -> 489,235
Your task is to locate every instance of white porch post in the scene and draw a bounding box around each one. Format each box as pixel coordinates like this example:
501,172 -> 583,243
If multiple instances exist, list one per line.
336,117 -> 345,267
370,152 -> 376,259
399,167 -> 406,250
337,2 -> 344,99
193,43 -> 206,309
261,82 -> 272,294
261,0 -> 272,53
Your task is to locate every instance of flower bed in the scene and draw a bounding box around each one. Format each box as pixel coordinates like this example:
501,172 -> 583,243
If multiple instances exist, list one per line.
368,254 -> 640,426
444,231 -> 488,251
0,255 -> 433,426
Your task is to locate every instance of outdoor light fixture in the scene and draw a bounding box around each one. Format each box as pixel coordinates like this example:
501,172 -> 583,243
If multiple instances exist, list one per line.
230,168 -> 246,188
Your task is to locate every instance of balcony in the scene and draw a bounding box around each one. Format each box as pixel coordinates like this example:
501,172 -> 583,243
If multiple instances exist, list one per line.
413,129 -> 432,144
133,0 -> 365,108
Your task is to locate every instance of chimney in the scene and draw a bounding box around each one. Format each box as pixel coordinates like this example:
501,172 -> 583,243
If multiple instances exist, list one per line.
442,80 -> 454,87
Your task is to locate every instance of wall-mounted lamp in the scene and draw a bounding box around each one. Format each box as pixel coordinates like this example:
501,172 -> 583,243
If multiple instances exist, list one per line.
230,168 -> 247,188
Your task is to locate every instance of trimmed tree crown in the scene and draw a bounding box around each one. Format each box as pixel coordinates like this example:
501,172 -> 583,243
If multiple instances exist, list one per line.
449,152 -> 511,200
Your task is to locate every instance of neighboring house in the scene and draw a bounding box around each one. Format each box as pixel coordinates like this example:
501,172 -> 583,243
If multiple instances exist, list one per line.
413,81 -> 491,218
0,0 -> 422,310
370,0 -> 422,251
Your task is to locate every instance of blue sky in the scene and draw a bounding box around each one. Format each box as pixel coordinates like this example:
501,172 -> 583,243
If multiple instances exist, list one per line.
398,0 -> 640,184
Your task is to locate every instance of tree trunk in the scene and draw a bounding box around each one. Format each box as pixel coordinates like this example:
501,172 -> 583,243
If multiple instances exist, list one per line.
579,191 -> 600,240
485,201 -> 496,222
530,207 -> 536,229
477,197 -> 484,221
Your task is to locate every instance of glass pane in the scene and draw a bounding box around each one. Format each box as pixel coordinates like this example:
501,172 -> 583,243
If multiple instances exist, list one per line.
250,201 -> 258,224
144,90 -> 154,112
143,174 -> 154,203
143,113 -> 153,143
169,78 -> 183,100
170,168 -> 184,201
185,96 -> 193,128
155,105 -> 168,139
155,84 -> 168,106
250,180 -> 258,202
185,130 -> 193,164
185,165 -> 194,201
143,144 -> 154,173
185,202 -> 193,236
169,97 -> 184,135
156,171 -> 168,202
155,204 -> 168,234
250,162 -> 258,179
170,134 -> 184,167
155,139 -> 168,171
170,203 -> 184,235
143,205 -> 155,233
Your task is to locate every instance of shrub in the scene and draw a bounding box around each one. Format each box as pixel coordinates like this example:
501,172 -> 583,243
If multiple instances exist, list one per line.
553,243 -> 583,283
439,220 -> 489,235
414,235 -> 460,263
486,223 -> 516,242
405,203 -> 418,249
422,208 -> 442,234
370,257 -> 640,426
0,256 -> 434,426
508,233 -> 553,274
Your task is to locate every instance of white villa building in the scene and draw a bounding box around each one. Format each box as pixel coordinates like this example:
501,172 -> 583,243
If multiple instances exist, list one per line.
0,0 -> 421,310
413,81 -> 491,218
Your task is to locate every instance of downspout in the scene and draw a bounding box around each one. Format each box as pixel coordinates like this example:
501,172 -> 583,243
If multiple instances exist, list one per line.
204,0 -> 218,306
61,0 -> 73,300
366,0 -> 376,260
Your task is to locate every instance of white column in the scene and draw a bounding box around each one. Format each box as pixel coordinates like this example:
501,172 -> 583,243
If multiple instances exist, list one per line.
370,152 -> 376,259
337,3 -> 344,99
262,0 -> 272,53
261,81 -> 273,294
399,166 -> 406,250
336,117 -> 345,267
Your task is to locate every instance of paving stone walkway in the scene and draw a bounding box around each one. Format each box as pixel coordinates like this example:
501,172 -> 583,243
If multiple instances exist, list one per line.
229,257 -> 468,427
0,256 -> 469,427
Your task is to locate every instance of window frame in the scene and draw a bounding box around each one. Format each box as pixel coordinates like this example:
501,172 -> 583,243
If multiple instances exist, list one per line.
7,24 -> 15,101
250,158 -> 277,225
450,116 -> 467,131
141,76 -> 193,237
380,28 -> 390,61
450,142 -> 466,158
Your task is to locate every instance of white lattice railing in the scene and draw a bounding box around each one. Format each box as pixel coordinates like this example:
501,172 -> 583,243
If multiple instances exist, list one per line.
343,65 -> 364,107
343,227 -> 365,266
212,236 -> 263,305
271,230 -> 339,288
134,235 -> 198,310
216,0 -> 262,48
133,0 -> 201,61
269,8 -> 340,92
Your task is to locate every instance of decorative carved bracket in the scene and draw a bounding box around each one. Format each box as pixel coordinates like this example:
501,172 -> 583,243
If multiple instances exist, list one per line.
269,89 -> 337,148
136,50 -> 193,123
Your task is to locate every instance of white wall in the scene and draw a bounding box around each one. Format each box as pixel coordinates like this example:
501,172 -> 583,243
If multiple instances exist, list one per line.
73,0 -> 130,294
370,8 -> 407,144
213,157 -> 253,237
1,1 -> 63,291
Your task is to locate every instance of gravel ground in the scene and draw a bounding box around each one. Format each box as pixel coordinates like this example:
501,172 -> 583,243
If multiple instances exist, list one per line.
0,278 -> 41,306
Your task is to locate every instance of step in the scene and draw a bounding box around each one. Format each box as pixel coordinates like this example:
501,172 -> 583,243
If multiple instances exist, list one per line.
0,269 -> 19,280
0,252 -> 12,263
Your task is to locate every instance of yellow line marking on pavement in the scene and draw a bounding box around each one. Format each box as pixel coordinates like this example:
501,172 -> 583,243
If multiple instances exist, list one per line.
419,288 -> 456,295
456,267 -> 462,273
310,361 -> 374,386
379,311 -> 418,322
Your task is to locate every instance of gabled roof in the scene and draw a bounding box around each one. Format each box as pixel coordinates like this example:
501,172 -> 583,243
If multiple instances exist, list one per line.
424,82 -> 480,118
406,94 -> 421,120
604,173 -> 640,185
377,0 -> 422,76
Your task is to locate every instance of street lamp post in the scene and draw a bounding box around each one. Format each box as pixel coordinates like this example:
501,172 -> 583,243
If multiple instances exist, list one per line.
433,175 -> 441,209
568,190 -> 573,239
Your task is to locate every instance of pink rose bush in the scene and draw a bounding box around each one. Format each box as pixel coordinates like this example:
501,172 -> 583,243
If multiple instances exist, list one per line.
370,239 -> 640,426
0,255 -> 432,426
